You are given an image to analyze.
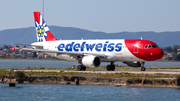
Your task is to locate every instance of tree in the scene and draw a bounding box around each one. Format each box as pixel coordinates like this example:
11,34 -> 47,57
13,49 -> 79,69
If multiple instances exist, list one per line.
166,46 -> 172,53
8,45 -> 11,49
172,45 -> 179,54
3,45 -> 8,49
173,54 -> 180,61
0,47 -> 3,51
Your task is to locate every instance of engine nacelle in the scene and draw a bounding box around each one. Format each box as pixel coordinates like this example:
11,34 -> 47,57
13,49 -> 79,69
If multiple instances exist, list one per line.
123,61 -> 141,67
80,56 -> 101,68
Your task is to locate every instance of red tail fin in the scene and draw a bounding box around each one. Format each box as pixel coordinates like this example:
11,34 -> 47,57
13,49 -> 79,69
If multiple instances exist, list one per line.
34,12 -> 57,42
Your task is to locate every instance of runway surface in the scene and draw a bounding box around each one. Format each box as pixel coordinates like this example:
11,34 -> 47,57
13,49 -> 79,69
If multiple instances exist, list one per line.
64,69 -> 180,74
14,69 -> 180,74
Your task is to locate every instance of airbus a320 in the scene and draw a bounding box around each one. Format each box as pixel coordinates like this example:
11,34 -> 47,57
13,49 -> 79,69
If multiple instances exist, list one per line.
12,12 -> 164,71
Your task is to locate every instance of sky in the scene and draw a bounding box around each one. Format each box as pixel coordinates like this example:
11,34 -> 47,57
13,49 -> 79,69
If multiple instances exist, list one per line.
0,0 -> 180,33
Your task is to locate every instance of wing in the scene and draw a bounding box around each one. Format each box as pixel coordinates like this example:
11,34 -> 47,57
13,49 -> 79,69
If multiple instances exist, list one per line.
23,48 -> 106,58
11,46 -> 106,58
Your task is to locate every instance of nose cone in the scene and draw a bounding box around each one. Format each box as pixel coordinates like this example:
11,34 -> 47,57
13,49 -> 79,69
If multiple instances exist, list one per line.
150,48 -> 164,60
154,49 -> 164,59
142,48 -> 164,61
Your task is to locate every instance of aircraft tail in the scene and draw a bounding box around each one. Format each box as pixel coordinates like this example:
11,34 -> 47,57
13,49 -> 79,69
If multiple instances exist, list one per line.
34,12 -> 57,42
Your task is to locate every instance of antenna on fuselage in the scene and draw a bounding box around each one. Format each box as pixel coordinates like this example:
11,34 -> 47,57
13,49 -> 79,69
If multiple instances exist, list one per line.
140,37 -> 143,40
81,38 -> 83,40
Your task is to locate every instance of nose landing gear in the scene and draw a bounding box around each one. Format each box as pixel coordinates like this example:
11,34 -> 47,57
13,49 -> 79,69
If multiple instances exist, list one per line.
140,61 -> 146,71
141,67 -> 145,71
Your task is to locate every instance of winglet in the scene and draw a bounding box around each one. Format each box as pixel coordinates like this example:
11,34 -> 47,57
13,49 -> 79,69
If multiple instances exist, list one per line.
11,46 -> 15,51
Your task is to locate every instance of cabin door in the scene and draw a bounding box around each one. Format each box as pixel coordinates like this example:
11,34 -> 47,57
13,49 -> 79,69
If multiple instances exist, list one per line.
133,41 -> 141,53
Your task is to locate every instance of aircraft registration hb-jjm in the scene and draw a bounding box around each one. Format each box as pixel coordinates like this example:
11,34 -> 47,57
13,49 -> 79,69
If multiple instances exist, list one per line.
12,12 -> 164,71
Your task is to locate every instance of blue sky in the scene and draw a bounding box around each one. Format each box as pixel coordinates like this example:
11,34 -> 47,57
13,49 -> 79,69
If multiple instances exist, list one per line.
0,0 -> 180,33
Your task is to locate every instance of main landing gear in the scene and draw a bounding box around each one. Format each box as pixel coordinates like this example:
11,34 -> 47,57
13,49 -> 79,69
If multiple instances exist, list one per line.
140,61 -> 146,71
106,62 -> 115,71
141,67 -> 145,71
77,65 -> 86,71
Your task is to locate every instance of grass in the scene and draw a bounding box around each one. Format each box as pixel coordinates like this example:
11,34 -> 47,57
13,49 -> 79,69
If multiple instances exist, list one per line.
1,65 -> 180,79
0,69 -> 15,77
17,71 -> 178,79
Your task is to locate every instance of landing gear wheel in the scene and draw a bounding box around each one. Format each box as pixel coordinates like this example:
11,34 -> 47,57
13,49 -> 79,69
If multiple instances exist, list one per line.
82,66 -> 86,71
106,65 -> 111,71
141,67 -> 146,71
111,65 -> 115,71
77,65 -> 86,71
77,65 -> 82,71
106,65 -> 115,71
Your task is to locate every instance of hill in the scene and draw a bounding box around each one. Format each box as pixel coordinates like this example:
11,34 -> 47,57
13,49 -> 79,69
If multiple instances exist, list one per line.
0,26 -> 179,47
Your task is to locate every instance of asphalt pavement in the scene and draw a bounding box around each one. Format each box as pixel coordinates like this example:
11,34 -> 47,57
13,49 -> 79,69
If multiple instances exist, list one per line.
14,69 -> 180,74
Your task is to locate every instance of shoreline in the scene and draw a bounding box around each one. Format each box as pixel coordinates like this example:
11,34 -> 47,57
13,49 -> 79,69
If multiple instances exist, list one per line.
1,76 -> 179,88
1,70 -> 180,88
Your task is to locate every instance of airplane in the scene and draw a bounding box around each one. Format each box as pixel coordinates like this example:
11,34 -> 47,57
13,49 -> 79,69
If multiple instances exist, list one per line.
12,11 -> 164,71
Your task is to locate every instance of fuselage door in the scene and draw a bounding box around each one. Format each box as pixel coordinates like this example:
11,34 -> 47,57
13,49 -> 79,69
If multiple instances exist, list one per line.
133,41 -> 141,53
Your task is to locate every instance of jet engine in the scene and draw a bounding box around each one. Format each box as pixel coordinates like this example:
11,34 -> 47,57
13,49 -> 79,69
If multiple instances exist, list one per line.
123,61 -> 141,67
79,55 -> 101,68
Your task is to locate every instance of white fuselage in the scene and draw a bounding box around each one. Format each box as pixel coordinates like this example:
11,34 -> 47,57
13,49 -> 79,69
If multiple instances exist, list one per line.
32,39 -> 141,62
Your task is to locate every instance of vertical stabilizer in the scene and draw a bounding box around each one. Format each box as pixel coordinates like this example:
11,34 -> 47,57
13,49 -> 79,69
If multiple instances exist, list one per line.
34,12 -> 57,42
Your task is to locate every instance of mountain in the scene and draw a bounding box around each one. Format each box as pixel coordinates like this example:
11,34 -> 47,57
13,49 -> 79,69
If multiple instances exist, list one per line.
0,26 -> 179,47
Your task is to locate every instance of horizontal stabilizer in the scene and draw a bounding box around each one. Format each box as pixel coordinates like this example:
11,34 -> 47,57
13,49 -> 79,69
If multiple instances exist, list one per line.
11,43 -> 43,48
11,46 -> 15,51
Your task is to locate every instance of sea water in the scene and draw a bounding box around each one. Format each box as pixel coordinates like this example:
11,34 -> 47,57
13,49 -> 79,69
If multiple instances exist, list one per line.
0,84 -> 179,101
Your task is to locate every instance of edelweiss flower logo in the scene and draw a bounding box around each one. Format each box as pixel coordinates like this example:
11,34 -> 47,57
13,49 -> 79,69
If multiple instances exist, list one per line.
37,26 -> 44,37
35,15 -> 49,42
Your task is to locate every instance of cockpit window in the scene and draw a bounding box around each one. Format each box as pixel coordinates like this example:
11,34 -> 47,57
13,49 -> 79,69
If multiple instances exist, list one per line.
144,44 -> 159,48
149,45 -> 152,48
152,45 -> 157,48
155,44 -> 159,48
